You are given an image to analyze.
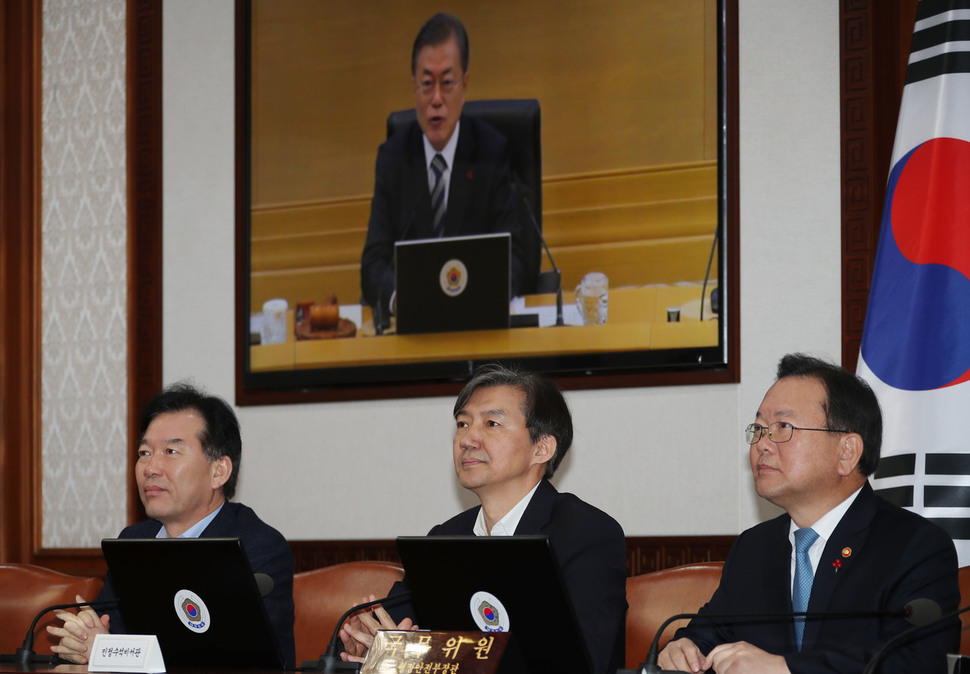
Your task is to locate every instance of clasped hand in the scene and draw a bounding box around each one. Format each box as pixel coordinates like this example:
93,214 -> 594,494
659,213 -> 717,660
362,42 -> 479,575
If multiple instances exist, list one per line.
46,594 -> 111,665
339,595 -> 418,663
659,637 -> 790,673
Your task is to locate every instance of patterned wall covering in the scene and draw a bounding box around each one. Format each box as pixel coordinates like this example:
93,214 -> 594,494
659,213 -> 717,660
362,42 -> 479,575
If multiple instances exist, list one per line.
41,0 -> 128,548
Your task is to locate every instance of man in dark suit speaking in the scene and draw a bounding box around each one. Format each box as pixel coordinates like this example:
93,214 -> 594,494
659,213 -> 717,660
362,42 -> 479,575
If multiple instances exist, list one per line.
340,364 -> 627,674
359,13 -> 527,321
659,354 -> 960,674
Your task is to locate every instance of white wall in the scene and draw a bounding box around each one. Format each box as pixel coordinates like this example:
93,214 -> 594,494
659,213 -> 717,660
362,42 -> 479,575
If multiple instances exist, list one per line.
162,0 -> 842,540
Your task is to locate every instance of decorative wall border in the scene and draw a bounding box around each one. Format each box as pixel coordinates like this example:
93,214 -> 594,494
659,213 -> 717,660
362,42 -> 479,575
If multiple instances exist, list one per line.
8,535 -> 739,581
290,536 -> 737,577
0,0 -> 42,564
123,0 -> 163,527
839,0 -> 916,369
0,0 -> 162,568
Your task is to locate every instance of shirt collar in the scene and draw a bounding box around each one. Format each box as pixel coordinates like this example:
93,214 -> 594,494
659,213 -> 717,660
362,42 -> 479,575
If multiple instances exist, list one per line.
423,120 -> 460,171
156,500 -> 225,539
788,485 -> 864,545
473,480 -> 542,537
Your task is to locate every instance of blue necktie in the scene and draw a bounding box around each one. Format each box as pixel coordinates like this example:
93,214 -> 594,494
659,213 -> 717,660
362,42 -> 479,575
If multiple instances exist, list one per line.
792,527 -> 819,650
430,154 -> 447,237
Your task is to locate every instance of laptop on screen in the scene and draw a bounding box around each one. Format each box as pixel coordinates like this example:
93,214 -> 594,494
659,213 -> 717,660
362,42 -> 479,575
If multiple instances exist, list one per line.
101,538 -> 284,670
394,233 -> 510,334
395,535 -> 593,674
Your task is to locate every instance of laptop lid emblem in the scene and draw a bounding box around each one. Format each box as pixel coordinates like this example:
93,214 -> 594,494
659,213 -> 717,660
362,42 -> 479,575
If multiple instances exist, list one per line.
173,589 -> 210,633
469,591 -> 509,632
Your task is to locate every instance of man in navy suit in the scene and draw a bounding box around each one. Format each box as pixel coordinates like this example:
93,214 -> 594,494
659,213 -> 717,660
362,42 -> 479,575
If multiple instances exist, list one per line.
659,353 -> 960,674
340,364 -> 627,674
48,383 -> 295,667
360,13 -> 527,321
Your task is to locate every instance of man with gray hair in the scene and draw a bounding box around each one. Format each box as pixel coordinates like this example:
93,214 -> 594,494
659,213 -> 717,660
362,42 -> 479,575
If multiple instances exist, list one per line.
660,353 -> 959,673
341,364 -> 627,674
48,382 -> 295,667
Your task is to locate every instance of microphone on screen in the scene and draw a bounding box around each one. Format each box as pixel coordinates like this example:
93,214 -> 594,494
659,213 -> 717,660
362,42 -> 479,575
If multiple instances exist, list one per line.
510,173 -> 563,327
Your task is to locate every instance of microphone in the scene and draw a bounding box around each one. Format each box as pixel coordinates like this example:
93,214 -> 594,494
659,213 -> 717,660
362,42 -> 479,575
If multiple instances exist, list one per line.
301,591 -> 413,673
510,173 -> 564,327
636,599 -> 938,674
0,598 -> 119,667
699,216 -> 720,321
862,601 -> 964,674
254,572 -> 274,598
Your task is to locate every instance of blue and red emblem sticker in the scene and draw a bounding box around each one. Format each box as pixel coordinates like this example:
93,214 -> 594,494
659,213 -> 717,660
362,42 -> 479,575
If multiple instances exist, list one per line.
174,589 -> 210,633
440,258 -> 469,297
469,591 -> 510,632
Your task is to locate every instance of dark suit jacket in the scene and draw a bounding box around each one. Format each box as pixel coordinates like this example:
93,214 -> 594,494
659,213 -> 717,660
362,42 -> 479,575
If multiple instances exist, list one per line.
95,501 -> 296,668
388,479 -> 627,674
360,115 -> 527,310
674,483 -> 960,673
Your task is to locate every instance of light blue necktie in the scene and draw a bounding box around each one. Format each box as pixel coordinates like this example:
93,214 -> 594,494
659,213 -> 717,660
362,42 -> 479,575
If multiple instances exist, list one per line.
430,153 -> 447,237
792,527 -> 819,650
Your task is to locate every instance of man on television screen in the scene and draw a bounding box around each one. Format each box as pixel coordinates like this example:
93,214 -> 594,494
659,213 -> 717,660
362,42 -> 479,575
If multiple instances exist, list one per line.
359,13 -> 528,324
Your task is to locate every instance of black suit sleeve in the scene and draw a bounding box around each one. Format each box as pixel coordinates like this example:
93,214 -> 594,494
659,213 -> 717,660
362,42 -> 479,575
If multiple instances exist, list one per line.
546,501 -> 627,674
360,141 -> 404,311
237,525 -> 296,669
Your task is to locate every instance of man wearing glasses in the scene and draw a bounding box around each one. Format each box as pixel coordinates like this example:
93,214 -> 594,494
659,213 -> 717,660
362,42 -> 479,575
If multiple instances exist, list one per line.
660,353 -> 959,674
360,13 -> 527,321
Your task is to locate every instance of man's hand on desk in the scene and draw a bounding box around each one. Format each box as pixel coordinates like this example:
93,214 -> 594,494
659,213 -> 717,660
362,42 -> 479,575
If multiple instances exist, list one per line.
46,594 -> 110,664
659,637 -> 791,674
659,637 -> 707,673
339,594 -> 418,663
703,641 -> 790,674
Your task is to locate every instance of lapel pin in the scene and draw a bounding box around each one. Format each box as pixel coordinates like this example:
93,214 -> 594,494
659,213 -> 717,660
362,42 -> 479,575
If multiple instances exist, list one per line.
842,547 -> 852,558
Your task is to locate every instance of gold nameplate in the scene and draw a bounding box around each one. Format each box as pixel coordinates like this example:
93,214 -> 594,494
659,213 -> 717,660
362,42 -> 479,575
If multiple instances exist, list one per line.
361,630 -> 513,674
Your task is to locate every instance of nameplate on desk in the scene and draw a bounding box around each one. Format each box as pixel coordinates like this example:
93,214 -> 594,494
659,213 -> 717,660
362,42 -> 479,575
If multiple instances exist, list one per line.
89,634 -> 165,673
361,630 -> 513,674
948,653 -> 970,674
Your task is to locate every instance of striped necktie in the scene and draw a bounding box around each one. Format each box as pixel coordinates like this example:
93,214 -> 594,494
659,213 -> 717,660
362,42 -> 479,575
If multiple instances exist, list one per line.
430,153 -> 447,237
792,527 -> 819,650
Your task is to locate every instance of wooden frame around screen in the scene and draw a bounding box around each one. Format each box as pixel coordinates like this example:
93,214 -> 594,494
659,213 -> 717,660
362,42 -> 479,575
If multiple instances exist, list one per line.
234,0 -> 741,405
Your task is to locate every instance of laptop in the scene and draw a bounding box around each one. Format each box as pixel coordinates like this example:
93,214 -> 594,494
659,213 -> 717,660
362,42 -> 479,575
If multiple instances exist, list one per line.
394,233 -> 510,334
101,538 -> 284,670
395,535 -> 593,674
